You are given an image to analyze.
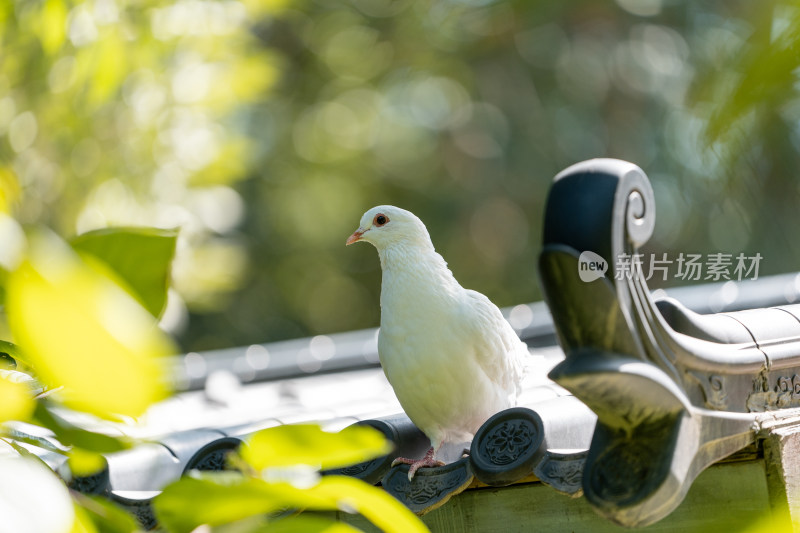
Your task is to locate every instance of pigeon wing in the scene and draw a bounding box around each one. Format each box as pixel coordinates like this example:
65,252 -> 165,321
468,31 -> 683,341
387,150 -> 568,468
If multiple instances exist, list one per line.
460,289 -> 525,403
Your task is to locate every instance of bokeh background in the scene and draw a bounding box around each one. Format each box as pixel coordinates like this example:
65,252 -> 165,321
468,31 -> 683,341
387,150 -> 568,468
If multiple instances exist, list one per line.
1,0 -> 798,352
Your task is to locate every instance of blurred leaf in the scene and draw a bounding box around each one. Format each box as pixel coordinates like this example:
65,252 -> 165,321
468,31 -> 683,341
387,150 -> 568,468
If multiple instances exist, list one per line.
0,353 -> 15,370
0,2 -> 10,24
33,401 -> 131,453
261,515 -> 362,533
153,473 -> 312,533
306,476 -> 428,533
241,0 -> 293,17
5,427 -> 64,455
71,227 -> 178,318
0,340 -> 30,367
0,166 -> 21,214
0,374 -> 35,423
71,502 -> 100,533
154,469 -> 421,533
228,53 -> 281,103
741,512 -> 794,533
210,515 -> 272,533
6,231 -> 173,419
73,493 -> 139,533
38,0 -> 67,55
701,7 -> 800,145
68,447 -> 107,477
241,424 -> 392,471
1,437 -> 47,462
0,455 -> 76,532
89,31 -> 127,104
190,139 -> 249,186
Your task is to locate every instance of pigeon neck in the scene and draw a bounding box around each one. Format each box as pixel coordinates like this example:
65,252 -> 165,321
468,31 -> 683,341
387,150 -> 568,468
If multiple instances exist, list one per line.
377,243 -> 459,297
378,241 -> 439,270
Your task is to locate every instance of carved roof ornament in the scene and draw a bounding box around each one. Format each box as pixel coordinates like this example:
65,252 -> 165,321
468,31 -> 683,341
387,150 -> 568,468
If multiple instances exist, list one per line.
326,395 -> 596,515
538,158 -> 797,527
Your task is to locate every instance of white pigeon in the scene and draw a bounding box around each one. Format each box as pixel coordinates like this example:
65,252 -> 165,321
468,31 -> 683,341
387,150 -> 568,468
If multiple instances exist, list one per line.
346,205 -> 526,479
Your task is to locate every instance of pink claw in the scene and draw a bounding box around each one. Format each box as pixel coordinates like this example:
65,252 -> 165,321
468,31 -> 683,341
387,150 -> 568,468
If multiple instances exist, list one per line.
391,447 -> 445,480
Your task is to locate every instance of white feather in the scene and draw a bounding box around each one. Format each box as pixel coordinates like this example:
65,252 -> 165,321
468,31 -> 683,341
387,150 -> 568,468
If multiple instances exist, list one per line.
349,205 -> 526,455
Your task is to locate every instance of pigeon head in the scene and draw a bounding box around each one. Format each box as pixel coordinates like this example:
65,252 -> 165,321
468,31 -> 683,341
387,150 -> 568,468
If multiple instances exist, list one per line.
346,205 -> 432,251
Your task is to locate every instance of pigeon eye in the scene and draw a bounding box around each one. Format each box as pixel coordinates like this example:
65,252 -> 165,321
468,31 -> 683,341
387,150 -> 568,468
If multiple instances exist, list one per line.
374,214 -> 389,226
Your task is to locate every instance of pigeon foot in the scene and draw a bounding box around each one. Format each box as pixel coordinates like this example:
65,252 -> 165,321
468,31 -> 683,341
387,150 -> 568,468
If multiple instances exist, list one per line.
392,447 -> 445,480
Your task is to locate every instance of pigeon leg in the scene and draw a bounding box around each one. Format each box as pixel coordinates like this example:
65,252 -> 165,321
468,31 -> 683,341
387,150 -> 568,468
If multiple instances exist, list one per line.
391,447 -> 445,480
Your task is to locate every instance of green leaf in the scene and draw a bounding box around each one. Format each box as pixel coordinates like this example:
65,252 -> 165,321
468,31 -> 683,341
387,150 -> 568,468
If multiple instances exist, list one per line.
68,447 -> 107,477
0,339 -> 31,368
154,469 -> 428,533
153,473 -> 314,533
33,401 -> 131,454
73,493 -> 139,533
71,227 -> 178,318
0,374 -> 35,423
241,424 -> 392,472
71,502 -> 101,533
6,231 -> 173,419
696,8 -> 800,147
306,476 -> 429,533
261,515 -> 363,533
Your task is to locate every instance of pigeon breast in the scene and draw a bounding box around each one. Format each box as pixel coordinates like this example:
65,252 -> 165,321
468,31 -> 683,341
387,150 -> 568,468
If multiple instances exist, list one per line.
376,237 -> 525,449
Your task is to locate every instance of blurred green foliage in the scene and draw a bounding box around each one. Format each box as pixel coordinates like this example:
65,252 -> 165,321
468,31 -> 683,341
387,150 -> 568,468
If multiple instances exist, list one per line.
0,222 -> 421,531
1,0 -> 800,351
7,229 -> 174,418
0,223 -> 176,531
154,424 -> 427,533
72,227 -> 178,317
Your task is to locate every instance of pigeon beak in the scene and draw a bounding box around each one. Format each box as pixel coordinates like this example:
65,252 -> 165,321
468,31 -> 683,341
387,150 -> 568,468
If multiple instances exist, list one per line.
346,228 -> 365,246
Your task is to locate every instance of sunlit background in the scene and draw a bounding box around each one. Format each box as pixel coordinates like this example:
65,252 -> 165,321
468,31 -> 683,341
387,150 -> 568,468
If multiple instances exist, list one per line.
1,0 -> 798,351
